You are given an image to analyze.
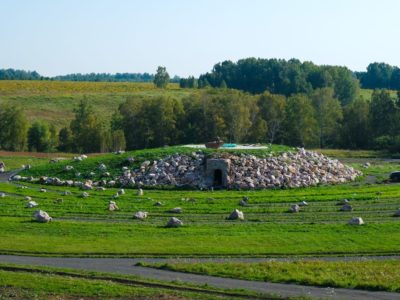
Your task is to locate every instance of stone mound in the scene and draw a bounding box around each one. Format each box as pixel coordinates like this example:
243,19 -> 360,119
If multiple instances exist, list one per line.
118,148 -> 361,189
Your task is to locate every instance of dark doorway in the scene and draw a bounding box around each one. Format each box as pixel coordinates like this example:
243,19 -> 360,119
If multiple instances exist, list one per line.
213,169 -> 223,187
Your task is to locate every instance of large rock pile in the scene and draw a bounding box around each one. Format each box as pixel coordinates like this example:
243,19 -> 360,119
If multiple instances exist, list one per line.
13,149 -> 361,190
118,149 -> 361,189
119,152 -> 205,187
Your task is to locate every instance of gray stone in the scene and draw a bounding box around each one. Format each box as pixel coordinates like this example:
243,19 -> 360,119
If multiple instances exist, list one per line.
340,204 -> 353,211
26,201 -> 38,208
133,211 -> 148,219
33,210 -> 52,222
348,217 -> 364,225
169,207 -> 182,213
289,204 -> 300,213
108,201 -> 119,211
166,217 -> 183,228
137,188 -> 144,196
227,209 -> 244,220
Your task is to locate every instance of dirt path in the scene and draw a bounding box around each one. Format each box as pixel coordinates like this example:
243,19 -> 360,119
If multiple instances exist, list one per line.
0,255 -> 398,300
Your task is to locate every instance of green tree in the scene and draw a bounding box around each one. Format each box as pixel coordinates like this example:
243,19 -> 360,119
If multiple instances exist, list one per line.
311,88 -> 343,148
369,90 -> 397,138
0,104 -> 28,151
341,97 -> 370,149
70,100 -> 106,153
58,127 -> 73,152
27,121 -> 52,152
111,129 -> 126,151
257,92 -> 286,143
153,66 -> 170,88
284,94 -> 318,147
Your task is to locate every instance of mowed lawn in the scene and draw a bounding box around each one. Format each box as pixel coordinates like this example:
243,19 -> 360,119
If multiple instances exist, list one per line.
141,259 -> 400,292
0,180 -> 399,256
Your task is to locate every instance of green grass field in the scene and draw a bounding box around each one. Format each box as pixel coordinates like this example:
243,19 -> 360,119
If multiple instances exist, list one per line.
0,175 -> 399,256
0,80 -> 191,128
0,264 -> 267,300
141,259 -> 400,292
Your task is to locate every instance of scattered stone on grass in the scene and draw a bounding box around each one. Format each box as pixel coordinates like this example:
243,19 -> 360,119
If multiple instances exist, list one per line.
81,192 -> 89,198
117,188 -> 125,195
0,161 -> 5,173
96,187 -> 106,191
108,201 -> 119,211
98,163 -> 107,171
298,201 -> 308,206
26,201 -> 38,208
166,217 -> 183,228
137,188 -> 144,196
0,192 -> 6,197
227,209 -> 244,220
341,204 -> 353,211
33,210 -> 52,222
393,209 -> 400,217
133,211 -> 148,219
39,188 -> 47,193
63,190 -> 71,196
82,181 -> 93,190
348,217 -> 364,225
24,196 -> 32,201
154,201 -> 162,206
169,207 -> 182,213
64,165 -> 74,171
289,204 -> 300,213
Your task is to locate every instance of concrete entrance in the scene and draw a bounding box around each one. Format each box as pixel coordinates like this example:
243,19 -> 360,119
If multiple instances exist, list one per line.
206,158 -> 230,188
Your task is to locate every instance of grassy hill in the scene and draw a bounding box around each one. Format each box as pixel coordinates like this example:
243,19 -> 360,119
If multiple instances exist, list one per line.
0,80 -> 193,128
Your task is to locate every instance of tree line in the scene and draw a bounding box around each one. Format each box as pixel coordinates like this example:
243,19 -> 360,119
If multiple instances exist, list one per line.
1,87 -> 399,153
355,62 -> 400,90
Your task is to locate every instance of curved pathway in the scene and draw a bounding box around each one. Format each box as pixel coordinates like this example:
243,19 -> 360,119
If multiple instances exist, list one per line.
0,255 -> 398,300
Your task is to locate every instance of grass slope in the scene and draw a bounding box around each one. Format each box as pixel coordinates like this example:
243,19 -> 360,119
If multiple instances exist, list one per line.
0,264 -> 265,300
0,178 -> 399,256
141,260 -> 400,293
0,80 -> 190,128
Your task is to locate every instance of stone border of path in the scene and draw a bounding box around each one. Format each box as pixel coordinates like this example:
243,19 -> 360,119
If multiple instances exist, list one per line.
0,255 -> 399,300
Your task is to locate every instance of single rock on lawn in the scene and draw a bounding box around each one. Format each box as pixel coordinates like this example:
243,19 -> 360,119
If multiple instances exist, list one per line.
98,163 -> 107,171
25,196 -> 32,201
108,201 -> 119,211
33,210 -> 52,223
227,209 -> 244,220
340,204 -> 353,211
96,187 -> 106,191
0,192 -> 6,197
169,207 -> 182,213
289,204 -> 300,213
81,192 -> 89,198
64,165 -> 74,171
40,188 -> 47,193
298,201 -> 308,206
26,201 -> 38,208
63,190 -> 72,196
166,217 -> 183,228
154,201 -> 162,206
117,188 -> 125,195
137,188 -> 144,196
348,217 -> 364,225
393,209 -> 400,217
133,211 -> 148,219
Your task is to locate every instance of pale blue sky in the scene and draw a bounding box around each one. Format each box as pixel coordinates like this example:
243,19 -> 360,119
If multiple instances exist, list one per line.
1,0 -> 400,77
